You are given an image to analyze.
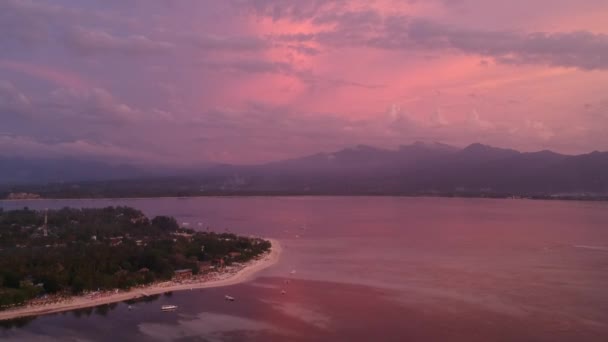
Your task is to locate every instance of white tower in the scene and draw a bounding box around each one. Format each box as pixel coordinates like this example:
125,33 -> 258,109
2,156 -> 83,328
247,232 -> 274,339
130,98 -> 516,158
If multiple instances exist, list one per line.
43,209 -> 48,237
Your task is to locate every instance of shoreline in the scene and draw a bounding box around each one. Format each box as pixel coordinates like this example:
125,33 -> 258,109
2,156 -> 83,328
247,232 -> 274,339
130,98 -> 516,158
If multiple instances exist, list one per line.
1,194 -> 607,204
0,239 -> 281,322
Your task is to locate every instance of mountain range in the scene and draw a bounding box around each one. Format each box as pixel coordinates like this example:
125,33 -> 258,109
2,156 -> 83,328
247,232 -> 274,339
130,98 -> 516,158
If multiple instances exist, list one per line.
1,142 -> 607,198
0,157 -> 166,185
198,142 -> 608,195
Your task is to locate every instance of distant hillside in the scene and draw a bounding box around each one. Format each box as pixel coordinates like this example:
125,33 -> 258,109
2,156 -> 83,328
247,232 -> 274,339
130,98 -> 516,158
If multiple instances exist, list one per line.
2,143 -> 608,199
193,142 -> 607,196
0,157 -> 153,185
0,156 -> 217,186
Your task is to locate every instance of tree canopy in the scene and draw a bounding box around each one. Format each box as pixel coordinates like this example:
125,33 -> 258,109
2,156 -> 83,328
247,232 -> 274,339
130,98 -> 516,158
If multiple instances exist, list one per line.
0,206 -> 270,309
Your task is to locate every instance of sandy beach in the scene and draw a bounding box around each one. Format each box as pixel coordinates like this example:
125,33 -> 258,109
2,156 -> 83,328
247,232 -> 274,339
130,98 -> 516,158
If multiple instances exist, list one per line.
0,239 -> 281,321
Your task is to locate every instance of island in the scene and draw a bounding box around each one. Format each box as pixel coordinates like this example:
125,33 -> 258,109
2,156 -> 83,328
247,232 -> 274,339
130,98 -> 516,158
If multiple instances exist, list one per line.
0,206 -> 279,321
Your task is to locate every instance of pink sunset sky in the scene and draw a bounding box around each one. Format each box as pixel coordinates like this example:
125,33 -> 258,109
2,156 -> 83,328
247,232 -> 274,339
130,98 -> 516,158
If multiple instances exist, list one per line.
1,0 -> 607,165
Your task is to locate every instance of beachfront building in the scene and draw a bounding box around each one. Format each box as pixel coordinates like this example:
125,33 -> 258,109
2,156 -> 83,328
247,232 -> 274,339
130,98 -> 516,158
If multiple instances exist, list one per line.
198,261 -> 214,273
228,252 -> 242,259
174,269 -> 192,281
108,236 -> 123,246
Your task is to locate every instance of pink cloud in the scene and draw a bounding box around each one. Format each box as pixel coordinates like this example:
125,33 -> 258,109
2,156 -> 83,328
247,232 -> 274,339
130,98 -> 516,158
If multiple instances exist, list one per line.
1,0 -> 608,163
0,60 -> 91,89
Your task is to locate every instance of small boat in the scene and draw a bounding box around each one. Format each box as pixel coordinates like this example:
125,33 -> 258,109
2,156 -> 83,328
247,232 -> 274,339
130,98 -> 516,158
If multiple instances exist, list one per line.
281,290 -> 286,295
161,305 -> 178,311
224,295 -> 235,301
128,305 -> 133,310
290,270 -> 296,275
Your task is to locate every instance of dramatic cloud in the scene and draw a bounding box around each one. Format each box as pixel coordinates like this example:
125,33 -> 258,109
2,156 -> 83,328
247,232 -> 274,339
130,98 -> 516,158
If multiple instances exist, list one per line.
65,27 -> 174,55
0,134 -> 169,163
0,60 -> 91,88
0,0 -> 114,47
194,34 -> 269,52
232,0 -> 347,21
200,59 -> 296,75
0,80 -> 32,115
0,0 -> 607,164
306,12 -> 608,70
467,110 -> 494,131
396,20 -> 608,70
46,87 -> 142,123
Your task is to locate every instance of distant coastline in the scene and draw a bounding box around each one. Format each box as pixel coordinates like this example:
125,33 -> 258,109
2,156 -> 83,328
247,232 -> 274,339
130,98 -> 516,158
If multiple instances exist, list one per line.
3,143 -> 607,202
0,239 -> 281,321
2,193 -> 608,203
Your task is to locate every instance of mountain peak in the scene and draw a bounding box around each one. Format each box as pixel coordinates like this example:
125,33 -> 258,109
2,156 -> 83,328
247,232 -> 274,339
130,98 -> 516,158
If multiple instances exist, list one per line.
400,141 -> 457,152
527,150 -> 564,157
461,143 -> 520,160
463,142 -> 491,152
352,144 -> 380,151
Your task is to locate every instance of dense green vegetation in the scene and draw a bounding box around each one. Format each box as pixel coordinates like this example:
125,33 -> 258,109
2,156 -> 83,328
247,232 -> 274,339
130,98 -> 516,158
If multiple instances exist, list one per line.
0,206 -> 270,310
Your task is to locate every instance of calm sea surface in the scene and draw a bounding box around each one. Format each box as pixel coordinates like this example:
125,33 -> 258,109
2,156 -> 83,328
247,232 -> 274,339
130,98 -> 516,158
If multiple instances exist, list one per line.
1,196 -> 608,341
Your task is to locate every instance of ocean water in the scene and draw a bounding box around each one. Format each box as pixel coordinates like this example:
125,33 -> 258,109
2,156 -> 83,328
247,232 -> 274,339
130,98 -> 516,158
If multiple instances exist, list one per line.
1,196 -> 608,341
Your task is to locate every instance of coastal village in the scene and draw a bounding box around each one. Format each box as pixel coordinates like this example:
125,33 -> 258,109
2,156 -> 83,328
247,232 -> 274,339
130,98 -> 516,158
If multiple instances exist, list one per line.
0,246 -> 278,321
0,207 -> 273,318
